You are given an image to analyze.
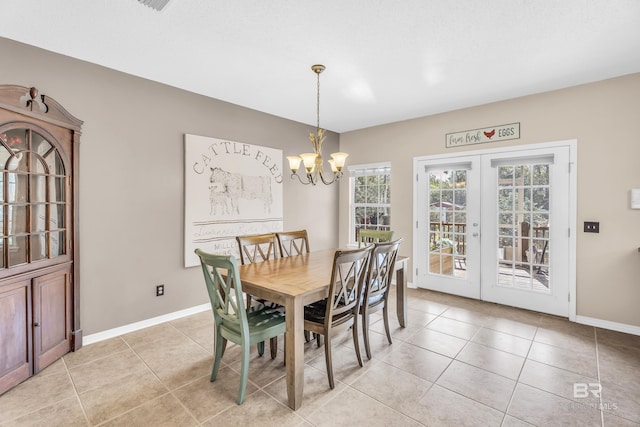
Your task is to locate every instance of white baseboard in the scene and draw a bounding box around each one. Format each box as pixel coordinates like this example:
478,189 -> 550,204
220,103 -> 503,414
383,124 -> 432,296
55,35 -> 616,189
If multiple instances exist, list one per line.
83,303 -> 212,346
576,315 -> 640,337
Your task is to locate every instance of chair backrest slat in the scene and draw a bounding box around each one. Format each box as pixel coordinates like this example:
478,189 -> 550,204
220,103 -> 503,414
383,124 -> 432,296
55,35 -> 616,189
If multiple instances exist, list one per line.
195,249 -> 248,336
276,230 -> 310,257
326,246 -> 371,321
364,238 -> 403,303
236,233 -> 278,264
358,229 -> 394,247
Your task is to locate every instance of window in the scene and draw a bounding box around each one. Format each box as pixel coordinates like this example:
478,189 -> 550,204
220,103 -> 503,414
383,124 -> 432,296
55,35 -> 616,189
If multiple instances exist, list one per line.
349,163 -> 391,244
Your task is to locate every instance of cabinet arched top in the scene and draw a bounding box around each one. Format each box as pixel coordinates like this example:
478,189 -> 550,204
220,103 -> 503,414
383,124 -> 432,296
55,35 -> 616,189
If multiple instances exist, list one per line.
0,85 -> 83,133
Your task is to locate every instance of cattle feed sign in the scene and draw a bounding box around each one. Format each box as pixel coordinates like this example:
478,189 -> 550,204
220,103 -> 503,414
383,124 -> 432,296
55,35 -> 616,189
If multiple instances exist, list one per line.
184,134 -> 284,267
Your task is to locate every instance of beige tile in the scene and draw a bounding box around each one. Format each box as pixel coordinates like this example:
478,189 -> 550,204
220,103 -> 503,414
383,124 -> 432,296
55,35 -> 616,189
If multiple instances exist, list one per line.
519,359 -> 600,405
305,387 -> 422,427
68,349 -> 150,394
405,327 -> 467,358
202,390 -> 303,426
436,360 -> 516,411
599,353 -> 640,395
226,348 -> 286,388
169,310 -> 214,332
597,328 -> 640,350
603,411 -> 640,426
0,396 -> 87,427
538,314 -> 595,339
350,362 -> 433,417
306,343 -> 379,386
382,341 -> 452,382
456,341 -> 525,380
35,357 -> 67,378
508,383 -> 601,426
100,393 -> 198,427
501,415 -> 537,426
172,366 -> 257,421
406,297 -> 449,315
482,317 -> 537,340
121,322 -> 187,348
63,336 -> 130,368
78,369 -> 168,425
0,370 -> 76,423
370,309 -> 438,341
410,384 -> 503,426
601,380 -> 640,423
342,327 -> 396,361
263,364 -> 348,418
133,334 -> 213,390
528,341 -> 598,378
426,316 -> 480,340
486,304 -> 541,326
173,322 -> 216,354
598,341 -> 640,369
440,306 -> 493,325
534,327 -> 596,354
472,327 -> 532,357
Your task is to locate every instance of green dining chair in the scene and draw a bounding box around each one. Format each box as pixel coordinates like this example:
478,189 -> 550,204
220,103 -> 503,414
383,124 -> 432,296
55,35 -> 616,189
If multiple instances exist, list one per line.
195,249 -> 286,405
358,229 -> 394,247
361,238 -> 402,360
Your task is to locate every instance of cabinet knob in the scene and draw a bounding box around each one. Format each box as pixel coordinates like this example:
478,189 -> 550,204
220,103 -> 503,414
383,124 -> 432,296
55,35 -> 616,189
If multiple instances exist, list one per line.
33,322 -> 40,327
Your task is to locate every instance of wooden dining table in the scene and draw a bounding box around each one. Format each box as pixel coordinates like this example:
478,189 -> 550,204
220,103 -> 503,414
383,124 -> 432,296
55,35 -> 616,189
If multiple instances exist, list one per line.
238,248 -> 408,410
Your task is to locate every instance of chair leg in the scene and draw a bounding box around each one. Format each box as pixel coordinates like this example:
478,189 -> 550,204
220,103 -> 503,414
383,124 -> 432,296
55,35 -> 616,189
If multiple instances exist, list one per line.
257,341 -> 265,356
220,338 -> 228,358
270,336 -> 278,359
316,332 -> 322,348
352,316 -> 363,367
304,330 -> 311,342
362,309 -> 372,360
238,338 -> 250,405
382,303 -> 393,344
323,333 -> 335,389
211,330 -> 224,382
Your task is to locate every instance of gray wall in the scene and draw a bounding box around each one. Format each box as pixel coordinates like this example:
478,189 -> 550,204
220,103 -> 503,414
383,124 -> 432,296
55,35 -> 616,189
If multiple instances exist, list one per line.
339,73 -> 640,328
2,37 -> 341,335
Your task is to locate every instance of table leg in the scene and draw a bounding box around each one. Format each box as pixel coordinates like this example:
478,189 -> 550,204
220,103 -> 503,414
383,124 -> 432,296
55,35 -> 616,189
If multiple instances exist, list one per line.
284,297 -> 304,410
395,258 -> 407,328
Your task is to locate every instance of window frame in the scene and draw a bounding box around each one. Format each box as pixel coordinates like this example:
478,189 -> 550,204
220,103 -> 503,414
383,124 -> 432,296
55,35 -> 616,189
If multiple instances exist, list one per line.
348,162 -> 391,245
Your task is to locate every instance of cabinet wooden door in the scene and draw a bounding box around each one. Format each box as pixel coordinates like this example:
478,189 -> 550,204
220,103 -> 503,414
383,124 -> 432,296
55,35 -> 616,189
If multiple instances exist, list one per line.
32,265 -> 72,373
0,279 -> 32,393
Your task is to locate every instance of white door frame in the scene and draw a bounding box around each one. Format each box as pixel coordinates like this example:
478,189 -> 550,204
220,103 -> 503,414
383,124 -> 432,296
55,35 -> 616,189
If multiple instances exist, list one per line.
413,139 -> 577,320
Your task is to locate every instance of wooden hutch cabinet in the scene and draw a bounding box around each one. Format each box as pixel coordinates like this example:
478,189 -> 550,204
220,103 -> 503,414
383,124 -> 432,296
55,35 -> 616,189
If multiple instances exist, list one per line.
0,85 -> 82,395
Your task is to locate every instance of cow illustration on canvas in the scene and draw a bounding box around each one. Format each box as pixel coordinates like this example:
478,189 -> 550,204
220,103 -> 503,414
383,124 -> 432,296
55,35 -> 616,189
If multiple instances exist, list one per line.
209,167 -> 273,215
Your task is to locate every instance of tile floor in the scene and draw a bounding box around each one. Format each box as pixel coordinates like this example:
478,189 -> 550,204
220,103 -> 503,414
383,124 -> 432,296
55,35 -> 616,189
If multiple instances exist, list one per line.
1,287 -> 639,426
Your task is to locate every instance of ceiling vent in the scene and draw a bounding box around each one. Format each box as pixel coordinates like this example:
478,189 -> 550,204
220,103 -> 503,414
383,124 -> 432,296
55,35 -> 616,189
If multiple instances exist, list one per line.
137,0 -> 171,11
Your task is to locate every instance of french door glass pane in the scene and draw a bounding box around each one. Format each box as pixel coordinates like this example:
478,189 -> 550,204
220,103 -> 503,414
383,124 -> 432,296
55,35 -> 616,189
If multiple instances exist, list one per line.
496,163 -> 550,293
428,169 -> 467,278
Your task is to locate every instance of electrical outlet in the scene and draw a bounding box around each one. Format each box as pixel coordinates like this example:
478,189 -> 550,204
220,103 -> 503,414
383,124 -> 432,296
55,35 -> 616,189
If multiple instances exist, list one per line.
156,284 -> 165,296
584,221 -> 599,233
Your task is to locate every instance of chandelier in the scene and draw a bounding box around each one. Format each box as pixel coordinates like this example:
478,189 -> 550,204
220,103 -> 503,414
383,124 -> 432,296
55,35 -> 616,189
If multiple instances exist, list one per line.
286,64 -> 348,185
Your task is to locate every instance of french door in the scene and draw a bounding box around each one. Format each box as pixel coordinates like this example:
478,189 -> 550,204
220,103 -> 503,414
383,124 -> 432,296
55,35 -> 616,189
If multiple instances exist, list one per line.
414,142 -> 575,317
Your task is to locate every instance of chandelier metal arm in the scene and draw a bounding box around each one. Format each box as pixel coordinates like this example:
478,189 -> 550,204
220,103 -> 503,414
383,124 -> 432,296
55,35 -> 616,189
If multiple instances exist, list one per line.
290,171 -> 316,185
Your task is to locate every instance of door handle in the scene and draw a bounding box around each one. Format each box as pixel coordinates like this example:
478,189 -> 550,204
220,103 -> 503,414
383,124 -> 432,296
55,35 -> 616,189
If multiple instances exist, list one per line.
472,232 -> 479,237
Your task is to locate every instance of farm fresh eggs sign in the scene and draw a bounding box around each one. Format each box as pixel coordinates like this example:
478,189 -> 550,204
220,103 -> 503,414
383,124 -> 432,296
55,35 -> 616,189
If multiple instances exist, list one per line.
445,123 -> 520,148
184,134 -> 283,267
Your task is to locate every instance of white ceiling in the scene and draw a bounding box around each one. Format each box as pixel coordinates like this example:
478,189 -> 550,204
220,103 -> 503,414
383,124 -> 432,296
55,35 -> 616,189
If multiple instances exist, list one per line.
1,0 -> 639,133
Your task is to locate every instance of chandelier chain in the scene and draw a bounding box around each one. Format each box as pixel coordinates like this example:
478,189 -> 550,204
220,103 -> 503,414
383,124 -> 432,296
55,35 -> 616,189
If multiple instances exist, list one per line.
316,70 -> 321,132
